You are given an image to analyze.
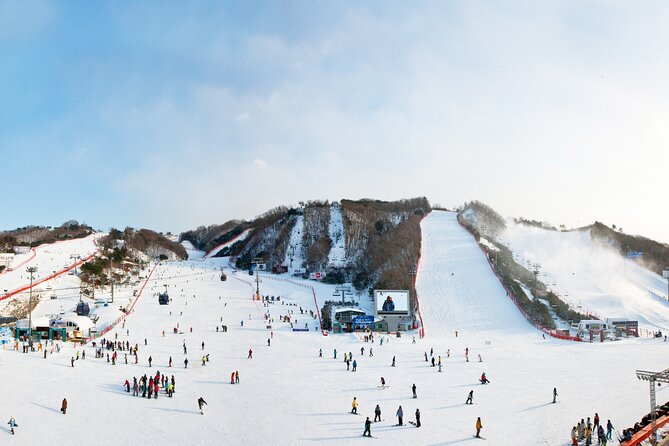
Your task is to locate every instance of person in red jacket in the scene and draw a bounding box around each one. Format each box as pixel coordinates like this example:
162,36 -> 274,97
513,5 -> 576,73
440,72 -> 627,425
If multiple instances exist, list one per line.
230,371 -> 235,384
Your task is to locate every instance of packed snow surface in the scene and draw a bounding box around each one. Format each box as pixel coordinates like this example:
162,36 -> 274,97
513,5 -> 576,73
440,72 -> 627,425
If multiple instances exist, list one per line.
499,223 -> 669,330
327,204 -> 346,268
0,213 -> 667,445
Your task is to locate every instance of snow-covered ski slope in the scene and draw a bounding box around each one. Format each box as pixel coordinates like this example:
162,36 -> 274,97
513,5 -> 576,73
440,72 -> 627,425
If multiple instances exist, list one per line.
0,234 -> 100,310
2,219 -> 669,445
327,204 -> 346,268
417,211 -> 536,338
203,228 -> 252,259
499,223 -> 669,330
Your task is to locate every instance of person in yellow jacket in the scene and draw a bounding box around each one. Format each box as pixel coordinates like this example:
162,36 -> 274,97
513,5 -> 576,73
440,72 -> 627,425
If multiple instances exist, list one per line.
351,397 -> 358,414
475,417 -> 483,438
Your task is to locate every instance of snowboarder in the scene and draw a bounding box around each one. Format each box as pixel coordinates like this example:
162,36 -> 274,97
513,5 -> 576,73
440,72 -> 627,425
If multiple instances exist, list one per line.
396,405 -> 404,426
198,397 -> 207,415
380,377 -> 386,388
475,417 -> 483,438
351,397 -> 358,414
7,416 -> 16,435
60,398 -> 68,415
363,417 -> 372,437
374,404 -> 381,422
553,387 -> 558,403
415,408 -> 421,427
480,372 -> 490,384
391,356 -> 396,367
412,383 -> 417,398
466,390 -> 473,405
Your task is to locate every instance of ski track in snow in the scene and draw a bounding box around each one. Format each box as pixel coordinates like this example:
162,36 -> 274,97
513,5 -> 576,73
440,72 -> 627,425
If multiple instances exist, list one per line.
0,213 -> 667,445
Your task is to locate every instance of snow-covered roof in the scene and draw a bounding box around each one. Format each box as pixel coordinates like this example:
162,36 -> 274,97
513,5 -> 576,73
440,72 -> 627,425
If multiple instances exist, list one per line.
334,307 -> 365,314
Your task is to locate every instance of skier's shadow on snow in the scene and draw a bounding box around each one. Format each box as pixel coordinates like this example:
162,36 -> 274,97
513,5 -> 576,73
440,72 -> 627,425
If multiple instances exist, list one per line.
31,401 -> 60,414
0,426 -> 11,434
515,402 -> 553,412
152,407 -> 200,415
98,383 -> 128,395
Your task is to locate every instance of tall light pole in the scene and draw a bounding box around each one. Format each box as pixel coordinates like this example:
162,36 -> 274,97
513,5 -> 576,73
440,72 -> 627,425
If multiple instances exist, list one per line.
26,266 -> 37,342
636,368 -> 669,445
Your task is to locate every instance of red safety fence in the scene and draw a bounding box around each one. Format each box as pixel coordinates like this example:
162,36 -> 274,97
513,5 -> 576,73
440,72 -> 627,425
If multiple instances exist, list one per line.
89,261 -> 161,341
457,218 -> 582,342
1,252 -> 97,302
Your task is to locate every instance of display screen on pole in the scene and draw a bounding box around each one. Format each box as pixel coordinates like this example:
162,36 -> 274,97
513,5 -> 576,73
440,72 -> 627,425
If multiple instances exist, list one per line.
375,290 -> 409,315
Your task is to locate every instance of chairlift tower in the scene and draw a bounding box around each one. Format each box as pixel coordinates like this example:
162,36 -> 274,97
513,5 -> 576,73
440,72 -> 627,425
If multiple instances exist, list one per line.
333,286 -> 354,305
26,266 -> 37,341
636,368 -> 669,445
70,254 -> 81,275
251,258 -> 263,300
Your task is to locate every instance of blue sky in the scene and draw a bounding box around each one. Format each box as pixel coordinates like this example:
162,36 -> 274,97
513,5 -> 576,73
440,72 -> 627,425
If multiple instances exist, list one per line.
2,1 -> 669,242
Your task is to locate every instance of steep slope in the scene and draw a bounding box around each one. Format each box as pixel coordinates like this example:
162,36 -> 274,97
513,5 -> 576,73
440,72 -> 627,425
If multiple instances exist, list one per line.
416,211 -> 536,338
500,223 -> 669,330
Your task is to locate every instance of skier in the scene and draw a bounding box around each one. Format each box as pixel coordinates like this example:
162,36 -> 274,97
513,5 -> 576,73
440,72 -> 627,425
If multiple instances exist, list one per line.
597,425 -> 605,445
201,341 -> 205,350
334,349 -> 337,359
594,413 -> 600,430
396,405 -> 404,426
412,383 -> 417,398
466,390 -> 474,405
60,398 -> 68,415
391,356 -> 396,367
553,387 -> 558,403
415,408 -> 421,427
7,416 -> 16,435
235,370 -> 239,383
374,404 -> 381,422
198,397 -> 207,415
148,356 -> 152,367
571,426 -> 578,446
184,358 -> 189,368
369,348 -> 373,357
361,347 -> 365,356
352,360 -> 357,372
431,356 -> 435,367
319,348 -> 322,357
363,417 -> 372,437
169,356 -> 172,367
230,371 -> 235,384
475,417 -> 483,438
248,349 -> 253,359
606,420 -> 613,440
124,379 -> 130,392
267,338 -> 270,346
351,397 -> 358,414
380,377 -> 386,388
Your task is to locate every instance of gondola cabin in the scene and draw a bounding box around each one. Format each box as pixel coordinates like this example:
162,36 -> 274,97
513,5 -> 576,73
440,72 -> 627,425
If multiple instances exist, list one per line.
158,292 -> 169,305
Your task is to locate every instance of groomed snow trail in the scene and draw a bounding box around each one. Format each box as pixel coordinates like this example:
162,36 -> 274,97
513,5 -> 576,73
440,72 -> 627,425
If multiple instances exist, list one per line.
417,211 -> 536,338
